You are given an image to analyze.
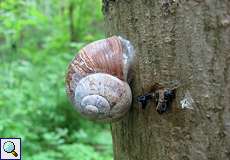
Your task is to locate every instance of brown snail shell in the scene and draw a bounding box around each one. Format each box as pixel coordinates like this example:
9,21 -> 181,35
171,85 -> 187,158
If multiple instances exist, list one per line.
66,36 -> 134,122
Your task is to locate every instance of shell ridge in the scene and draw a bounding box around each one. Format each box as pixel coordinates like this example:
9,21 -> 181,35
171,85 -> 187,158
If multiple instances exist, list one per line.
66,36 -> 135,122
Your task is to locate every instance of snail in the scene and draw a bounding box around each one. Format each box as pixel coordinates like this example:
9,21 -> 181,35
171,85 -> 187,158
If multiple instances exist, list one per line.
65,36 -> 135,122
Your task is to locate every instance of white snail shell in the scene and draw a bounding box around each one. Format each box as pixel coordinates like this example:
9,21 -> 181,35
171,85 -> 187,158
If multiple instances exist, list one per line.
66,36 -> 134,122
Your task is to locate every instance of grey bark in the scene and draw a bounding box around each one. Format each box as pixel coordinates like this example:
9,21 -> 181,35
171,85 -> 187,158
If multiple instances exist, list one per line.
102,0 -> 230,160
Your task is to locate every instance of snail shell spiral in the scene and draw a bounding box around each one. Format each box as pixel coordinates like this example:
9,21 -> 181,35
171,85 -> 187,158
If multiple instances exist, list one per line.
66,36 -> 134,122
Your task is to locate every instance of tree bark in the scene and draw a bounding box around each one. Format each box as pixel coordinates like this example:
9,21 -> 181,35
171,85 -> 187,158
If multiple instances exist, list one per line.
102,0 -> 230,160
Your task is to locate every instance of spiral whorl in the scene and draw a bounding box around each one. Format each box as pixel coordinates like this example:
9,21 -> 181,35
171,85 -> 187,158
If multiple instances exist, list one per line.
66,36 -> 134,122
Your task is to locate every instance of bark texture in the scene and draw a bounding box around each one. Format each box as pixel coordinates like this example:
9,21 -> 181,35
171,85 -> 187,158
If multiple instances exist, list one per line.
103,0 -> 230,160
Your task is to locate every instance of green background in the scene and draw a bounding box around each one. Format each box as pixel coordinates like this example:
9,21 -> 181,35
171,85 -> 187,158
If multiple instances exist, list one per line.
0,0 -> 113,159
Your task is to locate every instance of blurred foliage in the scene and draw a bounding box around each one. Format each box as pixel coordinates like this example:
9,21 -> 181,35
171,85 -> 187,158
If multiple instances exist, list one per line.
0,0 -> 112,159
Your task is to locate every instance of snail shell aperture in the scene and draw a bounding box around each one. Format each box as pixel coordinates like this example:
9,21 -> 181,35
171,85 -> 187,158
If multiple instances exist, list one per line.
66,36 -> 135,122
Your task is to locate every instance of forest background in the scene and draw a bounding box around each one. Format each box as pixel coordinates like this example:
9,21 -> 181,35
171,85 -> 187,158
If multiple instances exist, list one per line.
0,0 -> 113,159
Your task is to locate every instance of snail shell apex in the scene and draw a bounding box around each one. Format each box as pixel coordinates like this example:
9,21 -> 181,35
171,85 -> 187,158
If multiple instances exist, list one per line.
75,73 -> 132,121
66,36 -> 134,122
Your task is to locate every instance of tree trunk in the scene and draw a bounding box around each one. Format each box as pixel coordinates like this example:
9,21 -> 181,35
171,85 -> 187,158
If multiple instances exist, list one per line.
102,0 -> 230,160
69,1 -> 76,42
